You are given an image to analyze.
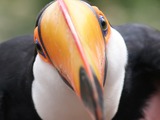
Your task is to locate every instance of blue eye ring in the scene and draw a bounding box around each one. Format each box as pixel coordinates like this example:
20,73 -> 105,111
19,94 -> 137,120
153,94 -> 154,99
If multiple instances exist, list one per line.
99,16 -> 108,36
35,39 -> 46,58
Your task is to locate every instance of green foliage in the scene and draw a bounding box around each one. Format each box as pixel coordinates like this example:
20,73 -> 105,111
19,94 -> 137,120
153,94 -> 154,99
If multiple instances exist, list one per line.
0,0 -> 159,41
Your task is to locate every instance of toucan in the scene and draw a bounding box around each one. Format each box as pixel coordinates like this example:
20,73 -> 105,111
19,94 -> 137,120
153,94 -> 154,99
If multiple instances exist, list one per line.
0,0 -> 159,120
0,0 -> 127,119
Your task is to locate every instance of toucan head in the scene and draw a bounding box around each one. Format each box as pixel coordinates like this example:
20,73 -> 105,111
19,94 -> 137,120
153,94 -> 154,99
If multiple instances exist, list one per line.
34,0 -> 112,119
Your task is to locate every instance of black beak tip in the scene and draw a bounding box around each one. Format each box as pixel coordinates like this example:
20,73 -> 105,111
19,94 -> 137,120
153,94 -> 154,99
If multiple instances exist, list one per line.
79,67 -> 104,120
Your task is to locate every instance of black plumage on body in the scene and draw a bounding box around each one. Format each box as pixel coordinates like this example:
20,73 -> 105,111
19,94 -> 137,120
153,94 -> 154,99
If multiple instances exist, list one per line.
113,24 -> 160,120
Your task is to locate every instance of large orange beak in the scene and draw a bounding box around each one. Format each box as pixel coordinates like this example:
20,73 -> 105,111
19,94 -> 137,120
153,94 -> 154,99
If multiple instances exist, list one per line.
34,0 -> 111,119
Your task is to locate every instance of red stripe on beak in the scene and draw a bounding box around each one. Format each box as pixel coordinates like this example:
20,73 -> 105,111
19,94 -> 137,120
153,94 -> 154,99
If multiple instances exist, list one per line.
58,0 -> 94,82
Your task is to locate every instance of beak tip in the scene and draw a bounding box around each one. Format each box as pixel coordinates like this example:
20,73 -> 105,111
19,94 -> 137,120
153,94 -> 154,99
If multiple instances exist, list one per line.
79,67 -> 104,120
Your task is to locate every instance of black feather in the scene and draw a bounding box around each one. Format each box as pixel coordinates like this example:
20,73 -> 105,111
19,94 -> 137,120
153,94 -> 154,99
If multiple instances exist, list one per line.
0,35 -> 41,120
113,24 -> 160,120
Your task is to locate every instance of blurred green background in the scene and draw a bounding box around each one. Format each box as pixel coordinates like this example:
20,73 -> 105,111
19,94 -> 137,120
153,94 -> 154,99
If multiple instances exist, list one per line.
0,0 -> 159,42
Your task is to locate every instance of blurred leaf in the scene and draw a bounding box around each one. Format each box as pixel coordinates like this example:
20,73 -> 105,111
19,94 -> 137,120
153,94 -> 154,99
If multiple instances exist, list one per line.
0,0 -> 159,42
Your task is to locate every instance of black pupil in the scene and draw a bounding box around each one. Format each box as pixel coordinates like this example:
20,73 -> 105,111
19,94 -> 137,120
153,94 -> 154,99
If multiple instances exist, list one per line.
35,40 -> 44,56
101,17 -> 107,30
36,42 -> 42,52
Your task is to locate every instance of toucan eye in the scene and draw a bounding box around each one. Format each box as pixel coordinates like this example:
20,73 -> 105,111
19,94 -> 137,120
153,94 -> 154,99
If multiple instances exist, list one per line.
99,16 -> 108,36
35,39 -> 45,57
